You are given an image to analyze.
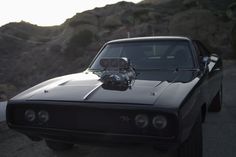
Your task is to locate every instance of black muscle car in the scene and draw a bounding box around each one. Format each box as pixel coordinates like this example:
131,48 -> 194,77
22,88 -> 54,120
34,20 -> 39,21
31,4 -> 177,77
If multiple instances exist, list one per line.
6,37 -> 223,157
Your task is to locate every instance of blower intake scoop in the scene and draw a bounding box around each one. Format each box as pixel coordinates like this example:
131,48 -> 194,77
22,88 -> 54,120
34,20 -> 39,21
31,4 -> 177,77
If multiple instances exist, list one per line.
99,58 -> 136,91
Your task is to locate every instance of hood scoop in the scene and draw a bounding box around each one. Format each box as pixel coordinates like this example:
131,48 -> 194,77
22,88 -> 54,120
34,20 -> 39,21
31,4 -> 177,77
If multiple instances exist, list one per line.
58,81 -> 70,86
99,57 -> 136,91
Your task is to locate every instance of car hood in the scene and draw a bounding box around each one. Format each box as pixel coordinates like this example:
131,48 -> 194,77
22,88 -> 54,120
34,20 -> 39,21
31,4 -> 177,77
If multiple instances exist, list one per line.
12,70 -> 200,108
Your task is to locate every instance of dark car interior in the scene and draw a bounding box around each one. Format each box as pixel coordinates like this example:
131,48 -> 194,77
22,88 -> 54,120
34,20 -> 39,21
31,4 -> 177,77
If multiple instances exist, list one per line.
90,40 -> 195,70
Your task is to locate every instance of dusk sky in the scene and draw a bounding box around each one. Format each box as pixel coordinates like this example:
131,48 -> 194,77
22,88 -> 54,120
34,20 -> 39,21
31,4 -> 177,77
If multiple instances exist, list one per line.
0,0 -> 142,27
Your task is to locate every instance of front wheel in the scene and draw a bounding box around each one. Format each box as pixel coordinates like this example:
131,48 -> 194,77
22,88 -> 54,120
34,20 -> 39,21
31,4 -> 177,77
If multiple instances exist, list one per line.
45,140 -> 74,151
178,114 -> 202,157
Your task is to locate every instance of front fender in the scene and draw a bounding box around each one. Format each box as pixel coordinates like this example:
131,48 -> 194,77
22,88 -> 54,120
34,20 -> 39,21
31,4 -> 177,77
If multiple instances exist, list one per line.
178,79 -> 206,143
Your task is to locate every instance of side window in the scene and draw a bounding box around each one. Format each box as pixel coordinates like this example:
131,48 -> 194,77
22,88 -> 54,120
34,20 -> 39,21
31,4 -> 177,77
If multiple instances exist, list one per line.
193,41 -> 204,69
193,41 -> 211,69
196,41 -> 210,57
193,41 -> 201,57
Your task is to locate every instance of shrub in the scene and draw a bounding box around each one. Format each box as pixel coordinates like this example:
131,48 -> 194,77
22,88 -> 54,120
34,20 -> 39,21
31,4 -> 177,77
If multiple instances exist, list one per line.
231,23 -> 236,55
14,32 -> 29,40
38,37 -> 51,43
50,44 -> 62,53
69,30 -> 93,48
64,30 -> 94,58
133,9 -> 151,24
0,84 -> 17,98
226,2 -> 236,20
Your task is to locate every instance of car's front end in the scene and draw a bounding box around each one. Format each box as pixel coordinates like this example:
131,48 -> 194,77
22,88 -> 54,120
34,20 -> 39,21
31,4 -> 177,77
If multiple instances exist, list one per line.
7,99 -> 180,149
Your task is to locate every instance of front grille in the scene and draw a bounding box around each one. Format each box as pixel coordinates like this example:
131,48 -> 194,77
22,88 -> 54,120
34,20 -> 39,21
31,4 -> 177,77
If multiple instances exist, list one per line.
8,102 -> 178,138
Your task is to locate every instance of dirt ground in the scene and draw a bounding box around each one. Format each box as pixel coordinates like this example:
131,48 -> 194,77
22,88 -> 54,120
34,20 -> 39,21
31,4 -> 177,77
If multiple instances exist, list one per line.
1,60 -> 236,157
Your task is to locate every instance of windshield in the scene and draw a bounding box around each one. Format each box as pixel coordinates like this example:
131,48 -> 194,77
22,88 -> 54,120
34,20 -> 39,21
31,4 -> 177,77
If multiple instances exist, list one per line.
90,40 -> 195,70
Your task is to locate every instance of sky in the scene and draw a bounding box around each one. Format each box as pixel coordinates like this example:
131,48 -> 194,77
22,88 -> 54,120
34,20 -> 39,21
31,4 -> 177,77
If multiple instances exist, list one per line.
0,0 -> 142,27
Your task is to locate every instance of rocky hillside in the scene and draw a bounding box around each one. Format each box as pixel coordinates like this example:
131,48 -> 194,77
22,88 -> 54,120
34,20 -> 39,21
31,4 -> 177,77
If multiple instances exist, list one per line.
0,0 -> 235,97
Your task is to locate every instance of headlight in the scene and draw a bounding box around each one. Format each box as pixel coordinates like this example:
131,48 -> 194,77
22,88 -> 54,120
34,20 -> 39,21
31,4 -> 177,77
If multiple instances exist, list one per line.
135,114 -> 149,128
38,111 -> 49,123
25,110 -> 36,122
152,115 -> 167,130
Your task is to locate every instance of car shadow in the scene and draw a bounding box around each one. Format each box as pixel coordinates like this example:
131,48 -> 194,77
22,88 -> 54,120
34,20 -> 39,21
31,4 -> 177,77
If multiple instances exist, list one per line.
53,144 -> 175,157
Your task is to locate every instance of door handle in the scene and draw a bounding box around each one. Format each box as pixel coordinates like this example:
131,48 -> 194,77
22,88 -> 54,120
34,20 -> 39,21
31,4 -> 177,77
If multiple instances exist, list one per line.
213,68 -> 221,72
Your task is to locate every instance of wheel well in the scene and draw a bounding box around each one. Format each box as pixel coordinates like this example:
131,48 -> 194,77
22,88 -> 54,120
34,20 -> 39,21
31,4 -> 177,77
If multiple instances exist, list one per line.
201,104 -> 206,123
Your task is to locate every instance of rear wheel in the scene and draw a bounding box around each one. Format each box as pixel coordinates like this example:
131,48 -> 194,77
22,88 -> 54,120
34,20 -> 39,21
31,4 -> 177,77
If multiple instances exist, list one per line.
178,114 -> 202,157
209,84 -> 222,112
45,140 -> 74,151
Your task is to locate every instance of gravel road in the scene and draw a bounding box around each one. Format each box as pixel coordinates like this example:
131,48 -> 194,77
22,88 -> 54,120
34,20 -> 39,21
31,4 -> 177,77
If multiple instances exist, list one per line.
0,60 -> 236,157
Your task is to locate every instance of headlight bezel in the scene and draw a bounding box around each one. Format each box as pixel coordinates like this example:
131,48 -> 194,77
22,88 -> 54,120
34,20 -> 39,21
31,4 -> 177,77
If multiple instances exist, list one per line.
135,114 -> 149,128
152,115 -> 168,130
24,109 -> 36,122
38,110 -> 50,123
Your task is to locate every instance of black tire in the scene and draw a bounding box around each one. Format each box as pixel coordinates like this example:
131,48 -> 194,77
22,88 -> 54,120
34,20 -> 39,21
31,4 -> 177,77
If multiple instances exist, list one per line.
45,140 -> 74,151
178,114 -> 202,157
209,84 -> 222,112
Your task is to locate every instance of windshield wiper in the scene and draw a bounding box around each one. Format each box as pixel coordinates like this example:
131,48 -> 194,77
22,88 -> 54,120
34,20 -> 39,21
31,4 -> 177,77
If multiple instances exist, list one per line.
175,68 -> 200,71
88,69 -> 103,72
136,68 -> 173,71
136,68 -> 200,72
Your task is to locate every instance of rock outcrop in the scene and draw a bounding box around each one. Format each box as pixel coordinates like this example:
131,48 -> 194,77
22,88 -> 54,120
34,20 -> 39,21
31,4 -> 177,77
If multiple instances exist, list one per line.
0,0 -> 234,97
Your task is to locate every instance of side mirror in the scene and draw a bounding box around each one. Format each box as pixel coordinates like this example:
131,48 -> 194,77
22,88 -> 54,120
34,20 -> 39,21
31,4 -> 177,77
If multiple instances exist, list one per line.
202,56 -> 209,72
211,53 -> 219,57
203,56 -> 209,64
209,53 -> 220,62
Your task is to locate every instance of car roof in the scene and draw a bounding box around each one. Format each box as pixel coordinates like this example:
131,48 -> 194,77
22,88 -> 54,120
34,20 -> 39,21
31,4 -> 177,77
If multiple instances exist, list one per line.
107,36 -> 192,44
